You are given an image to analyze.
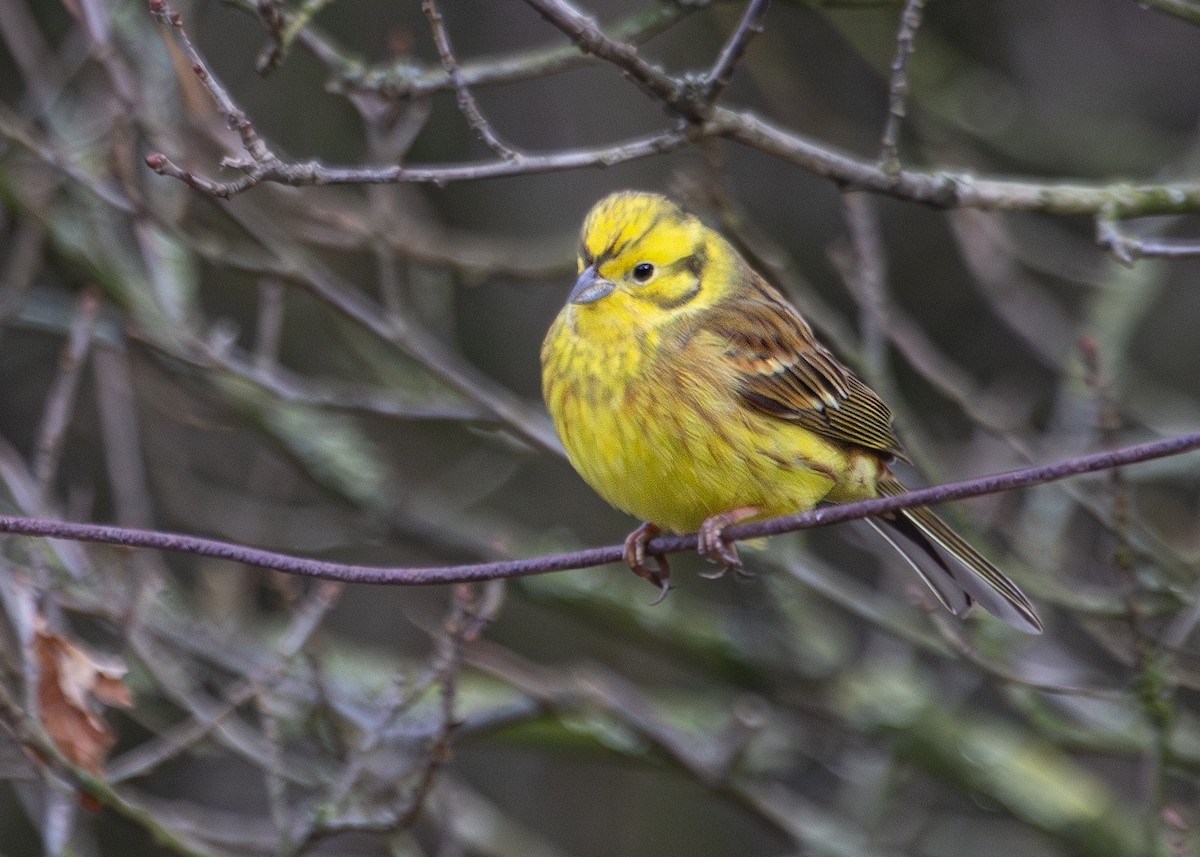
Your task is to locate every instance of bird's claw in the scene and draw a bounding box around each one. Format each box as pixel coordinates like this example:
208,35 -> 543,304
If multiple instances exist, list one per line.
648,576 -> 672,605
624,521 -> 671,604
697,506 -> 759,579
699,563 -> 756,580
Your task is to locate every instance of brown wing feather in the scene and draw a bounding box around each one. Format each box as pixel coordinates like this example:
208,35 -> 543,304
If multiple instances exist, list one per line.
702,273 -> 906,459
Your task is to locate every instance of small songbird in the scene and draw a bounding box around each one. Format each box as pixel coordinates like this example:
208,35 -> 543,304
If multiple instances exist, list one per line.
541,191 -> 1041,633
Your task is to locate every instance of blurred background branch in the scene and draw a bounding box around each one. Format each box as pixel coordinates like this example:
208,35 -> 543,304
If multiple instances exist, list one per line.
3,1 -> 1200,856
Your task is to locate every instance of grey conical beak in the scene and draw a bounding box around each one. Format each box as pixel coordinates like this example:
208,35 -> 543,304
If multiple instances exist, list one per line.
568,265 -> 616,304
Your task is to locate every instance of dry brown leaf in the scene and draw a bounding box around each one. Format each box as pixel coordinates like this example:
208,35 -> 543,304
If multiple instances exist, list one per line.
33,616 -> 132,776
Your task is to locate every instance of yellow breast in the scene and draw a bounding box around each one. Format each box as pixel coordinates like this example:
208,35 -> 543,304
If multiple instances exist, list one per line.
542,303 -> 869,533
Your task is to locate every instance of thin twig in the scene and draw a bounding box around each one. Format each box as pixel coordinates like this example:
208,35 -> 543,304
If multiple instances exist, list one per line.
0,217 -> 46,328
717,110 -> 1200,216
92,347 -> 154,527
1096,216 -> 1200,263
33,290 -> 100,509
256,685 -> 290,849
252,277 -> 286,372
0,103 -> 135,212
878,0 -> 926,174
0,680 -> 230,857
397,585 -> 469,828
108,579 -> 341,784
928,613 -> 1119,699
703,0 -> 770,105
522,0 -> 690,116
1,432 -> 1198,585
423,0 -> 524,161
208,202 -> 563,454
837,192 -> 889,384
140,0 -> 1200,238
148,0 -> 272,166
144,127 -> 695,196
344,1 -> 710,98
128,623 -> 322,787
144,96 -> 1200,225
1083,339 -> 1173,851
145,0 -> 689,195
311,590 -> 501,833
183,340 -> 493,423
142,1 -> 1200,224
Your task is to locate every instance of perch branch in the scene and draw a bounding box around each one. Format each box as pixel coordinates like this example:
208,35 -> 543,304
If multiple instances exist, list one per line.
1,432 -> 1198,585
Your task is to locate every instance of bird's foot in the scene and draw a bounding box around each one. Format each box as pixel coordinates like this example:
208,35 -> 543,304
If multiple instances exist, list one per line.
623,521 -> 671,605
697,506 -> 759,579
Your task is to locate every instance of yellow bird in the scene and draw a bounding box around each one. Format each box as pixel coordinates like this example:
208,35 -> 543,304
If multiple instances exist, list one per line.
541,191 -> 1041,633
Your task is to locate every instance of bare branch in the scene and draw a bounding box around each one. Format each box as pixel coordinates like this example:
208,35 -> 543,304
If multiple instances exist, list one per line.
1,432 -> 1198,586
837,191 -> 890,383
143,0 -> 1200,230
718,110 -> 1200,217
143,0 -> 693,195
0,102 -> 135,212
33,290 -> 99,509
522,0 -> 690,116
178,341 -> 494,423
878,0 -> 926,174
0,680 -> 230,857
142,34 -> 1200,231
147,0 -> 271,165
703,0 -> 770,105
144,94 -> 1200,222
335,1 -> 701,96
251,0 -> 289,73
422,0 -> 524,162
0,217 -> 46,326
91,346 -> 156,530
252,277 -> 286,372
144,127 -> 696,196
1096,216 -> 1200,263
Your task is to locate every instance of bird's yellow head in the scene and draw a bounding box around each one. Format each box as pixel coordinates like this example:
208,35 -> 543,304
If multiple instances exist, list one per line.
564,192 -> 735,331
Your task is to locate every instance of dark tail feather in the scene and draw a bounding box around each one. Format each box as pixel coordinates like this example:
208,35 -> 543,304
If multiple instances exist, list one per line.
873,477 -> 1043,634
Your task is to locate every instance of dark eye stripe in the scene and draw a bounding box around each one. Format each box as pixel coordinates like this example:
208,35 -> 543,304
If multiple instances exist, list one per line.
640,251 -> 704,308
663,252 -> 702,278
650,280 -> 700,310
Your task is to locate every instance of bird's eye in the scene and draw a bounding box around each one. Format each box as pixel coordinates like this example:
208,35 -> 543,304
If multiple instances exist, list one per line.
632,262 -> 655,283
